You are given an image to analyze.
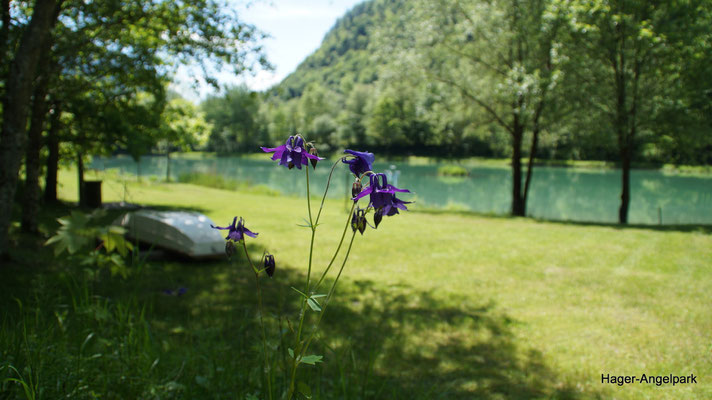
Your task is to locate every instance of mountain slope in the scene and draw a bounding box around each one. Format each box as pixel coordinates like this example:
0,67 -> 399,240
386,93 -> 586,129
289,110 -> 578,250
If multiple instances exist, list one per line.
272,0 -> 405,99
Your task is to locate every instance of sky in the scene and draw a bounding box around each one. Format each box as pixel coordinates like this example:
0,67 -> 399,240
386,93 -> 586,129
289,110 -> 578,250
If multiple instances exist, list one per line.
172,0 -> 365,102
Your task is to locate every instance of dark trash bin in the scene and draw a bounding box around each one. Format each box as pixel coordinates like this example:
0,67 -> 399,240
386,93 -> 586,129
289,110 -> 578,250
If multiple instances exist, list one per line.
84,180 -> 102,208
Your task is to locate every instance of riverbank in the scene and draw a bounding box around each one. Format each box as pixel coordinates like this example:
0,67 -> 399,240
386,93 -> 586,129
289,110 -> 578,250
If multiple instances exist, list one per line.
2,171 -> 710,398
90,155 -> 712,225
166,151 -> 712,176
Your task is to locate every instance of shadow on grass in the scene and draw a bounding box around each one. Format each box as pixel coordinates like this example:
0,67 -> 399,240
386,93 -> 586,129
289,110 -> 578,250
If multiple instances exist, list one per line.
2,233 -> 599,399
307,280 -> 589,400
126,252 -> 597,399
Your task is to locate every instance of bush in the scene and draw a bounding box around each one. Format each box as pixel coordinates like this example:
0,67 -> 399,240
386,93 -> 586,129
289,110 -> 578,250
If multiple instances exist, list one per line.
437,164 -> 469,177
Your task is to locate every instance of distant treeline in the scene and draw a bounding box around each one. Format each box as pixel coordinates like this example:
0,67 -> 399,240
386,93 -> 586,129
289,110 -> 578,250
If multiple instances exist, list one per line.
201,0 -> 712,167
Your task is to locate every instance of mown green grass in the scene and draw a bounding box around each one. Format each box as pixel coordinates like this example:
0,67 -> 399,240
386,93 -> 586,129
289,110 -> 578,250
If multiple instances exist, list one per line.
2,168 -> 711,399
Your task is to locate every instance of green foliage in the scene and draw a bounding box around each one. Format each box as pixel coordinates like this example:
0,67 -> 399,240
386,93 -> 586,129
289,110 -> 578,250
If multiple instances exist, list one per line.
202,86 -> 267,153
45,210 -> 133,278
247,0 -> 712,164
437,164 -> 469,177
157,96 -> 212,153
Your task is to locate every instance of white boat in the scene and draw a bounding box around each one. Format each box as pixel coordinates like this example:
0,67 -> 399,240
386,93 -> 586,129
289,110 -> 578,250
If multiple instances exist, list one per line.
114,210 -> 225,258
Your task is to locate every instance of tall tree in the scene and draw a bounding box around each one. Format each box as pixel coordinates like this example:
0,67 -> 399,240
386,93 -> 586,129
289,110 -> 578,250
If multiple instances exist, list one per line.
411,0 -> 565,216
0,0 -> 62,256
203,86 -> 264,153
562,0 -> 712,223
158,96 -> 211,181
3,0 -> 266,250
21,52 -> 53,233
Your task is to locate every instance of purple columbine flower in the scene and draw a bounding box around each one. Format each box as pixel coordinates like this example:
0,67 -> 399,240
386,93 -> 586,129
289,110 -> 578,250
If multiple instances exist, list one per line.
211,216 -> 258,242
342,149 -> 375,177
353,173 -> 411,217
261,135 -> 323,170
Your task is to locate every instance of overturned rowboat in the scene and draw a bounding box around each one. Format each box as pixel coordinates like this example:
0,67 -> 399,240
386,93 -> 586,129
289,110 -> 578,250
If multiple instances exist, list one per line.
114,210 -> 225,258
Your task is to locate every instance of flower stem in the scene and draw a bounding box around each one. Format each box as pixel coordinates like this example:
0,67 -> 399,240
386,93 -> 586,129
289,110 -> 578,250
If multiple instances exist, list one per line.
314,159 -> 341,226
287,229 -> 358,400
300,230 -> 357,362
242,241 -> 272,400
289,166 -> 317,400
305,165 -> 315,291
314,202 -> 356,290
288,160 -> 345,400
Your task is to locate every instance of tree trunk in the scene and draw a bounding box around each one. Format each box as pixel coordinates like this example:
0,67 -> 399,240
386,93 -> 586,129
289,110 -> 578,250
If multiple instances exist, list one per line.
523,126 -> 540,210
511,126 -> 525,216
44,104 -> 61,204
0,0 -> 61,256
166,150 -> 171,182
618,147 -> 631,224
21,60 -> 51,233
77,153 -> 85,207
0,0 -> 10,82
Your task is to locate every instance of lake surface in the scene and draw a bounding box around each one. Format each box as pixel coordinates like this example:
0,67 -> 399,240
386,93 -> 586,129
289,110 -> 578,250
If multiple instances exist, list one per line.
92,155 -> 712,225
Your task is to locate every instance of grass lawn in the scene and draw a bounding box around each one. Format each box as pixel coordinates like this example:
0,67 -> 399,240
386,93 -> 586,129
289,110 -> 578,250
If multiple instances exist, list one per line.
2,168 -> 711,399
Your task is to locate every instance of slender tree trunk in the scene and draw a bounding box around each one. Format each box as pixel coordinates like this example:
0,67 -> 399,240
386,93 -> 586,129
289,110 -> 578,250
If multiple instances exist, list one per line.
523,126 -> 540,207
77,153 -> 85,207
21,60 -> 51,233
618,146 -> 631,224
0,0 -> 61,256
166,150 -> 171,182
44,104 -> 61,204
511,125 -> 525,216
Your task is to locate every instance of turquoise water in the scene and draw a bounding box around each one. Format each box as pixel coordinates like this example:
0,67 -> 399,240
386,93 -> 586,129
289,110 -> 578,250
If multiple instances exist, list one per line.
92,155 -> 712,225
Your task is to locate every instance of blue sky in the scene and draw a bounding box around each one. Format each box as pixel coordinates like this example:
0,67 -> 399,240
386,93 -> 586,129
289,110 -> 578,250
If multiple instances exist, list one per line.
173,0 -> 365,102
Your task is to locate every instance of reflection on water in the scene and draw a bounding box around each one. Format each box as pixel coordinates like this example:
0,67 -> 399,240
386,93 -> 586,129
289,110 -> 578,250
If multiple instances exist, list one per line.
92,156 -> 712,225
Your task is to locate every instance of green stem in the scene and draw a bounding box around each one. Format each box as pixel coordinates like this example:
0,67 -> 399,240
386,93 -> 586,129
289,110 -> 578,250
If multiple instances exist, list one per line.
288,160 -> 350,400
300,230 -> 357,361
305,165 -> 314,291
242,241 -> 272,400
314,202 -> 356,290
289,166 -> 316,400
315,159 -> 342,226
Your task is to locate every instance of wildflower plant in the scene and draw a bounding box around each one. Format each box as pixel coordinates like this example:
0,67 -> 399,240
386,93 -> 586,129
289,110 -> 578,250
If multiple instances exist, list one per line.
213,133 -> 411,399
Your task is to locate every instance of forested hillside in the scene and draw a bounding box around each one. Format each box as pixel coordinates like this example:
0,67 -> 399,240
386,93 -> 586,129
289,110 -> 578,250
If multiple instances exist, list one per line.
203,0 -> 712,167
273,0 -> 393,99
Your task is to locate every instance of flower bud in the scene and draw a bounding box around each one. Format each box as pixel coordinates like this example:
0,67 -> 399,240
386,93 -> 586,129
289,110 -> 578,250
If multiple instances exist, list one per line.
225,240 -> 236,259
264,253 -> 275,277
373,208 -> 383,229
309,147 -> 319,169
351,180 -> 363,199
351,208 -> 367,235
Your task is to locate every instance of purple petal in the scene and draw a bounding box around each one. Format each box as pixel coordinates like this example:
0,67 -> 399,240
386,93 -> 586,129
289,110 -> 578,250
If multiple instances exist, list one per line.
385,205 -> 399,216
261,146 -> 282,153
279,150 -> 290,166
352,185 -> 373,201
343,150 -> 375,176
379,184 -> 410,194
304,152 -> 324,161
344,149 -> 375,165
393,197 -> 412,211
227,231 -> 243,241
243,228 -> 258,238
